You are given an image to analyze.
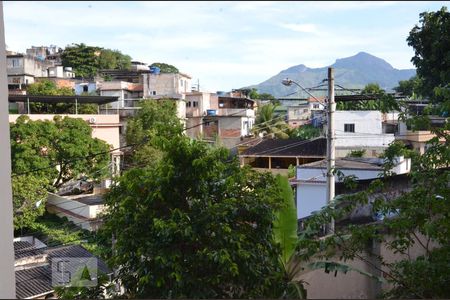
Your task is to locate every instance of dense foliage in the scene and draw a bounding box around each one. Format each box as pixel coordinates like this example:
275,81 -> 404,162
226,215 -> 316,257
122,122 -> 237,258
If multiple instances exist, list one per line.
102,136 -> 285,298
61,43 -> 132,78
150,62 -> 179,73
10,115 -> 111,188
289,124 -> 321,140
407,6 -> 450,102
124,99 -> 183,167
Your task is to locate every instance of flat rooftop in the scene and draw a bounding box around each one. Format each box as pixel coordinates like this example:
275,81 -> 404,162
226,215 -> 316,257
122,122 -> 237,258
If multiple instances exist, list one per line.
9,95 -> 119,105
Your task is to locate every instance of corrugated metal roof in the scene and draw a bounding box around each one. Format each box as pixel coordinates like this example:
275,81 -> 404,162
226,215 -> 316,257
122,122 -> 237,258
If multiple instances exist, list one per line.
16,265 -> 53,299
241,137 -> 326,157
15,244 -> 112,299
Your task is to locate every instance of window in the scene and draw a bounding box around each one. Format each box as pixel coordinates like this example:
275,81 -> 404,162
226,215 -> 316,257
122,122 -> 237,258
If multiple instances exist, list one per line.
193,101 -> 198,107
180,79 -> 183,87
152,91 -> 156,95
303,108 -> 308,113
344,123 -> 355,133
83,85 -> 89,92
313,104 -> 320,109
187,101 -> 191,108
11,58 -> 20,67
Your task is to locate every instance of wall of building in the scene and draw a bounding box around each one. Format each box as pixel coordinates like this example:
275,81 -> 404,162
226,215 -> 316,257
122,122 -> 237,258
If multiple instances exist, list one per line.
9,114 -> 121,150
144,73 -> 192,98
0,2 -> 17,295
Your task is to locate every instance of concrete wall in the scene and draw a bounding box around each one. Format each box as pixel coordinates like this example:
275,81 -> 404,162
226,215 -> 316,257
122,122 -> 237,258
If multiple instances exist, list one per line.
47,193 -> 105,220
144,73 -> 192,97
9,114 -> 121,150
0,2 -> 17,296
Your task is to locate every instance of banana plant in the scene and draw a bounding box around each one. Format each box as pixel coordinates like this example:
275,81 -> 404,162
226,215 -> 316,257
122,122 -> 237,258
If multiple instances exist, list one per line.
272,175 -> 307,299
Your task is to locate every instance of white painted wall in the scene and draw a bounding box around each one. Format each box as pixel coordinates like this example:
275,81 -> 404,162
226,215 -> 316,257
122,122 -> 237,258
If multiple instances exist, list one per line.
335,111 -> 395,148
297,182 -> 327,219
0,2 -> 17,296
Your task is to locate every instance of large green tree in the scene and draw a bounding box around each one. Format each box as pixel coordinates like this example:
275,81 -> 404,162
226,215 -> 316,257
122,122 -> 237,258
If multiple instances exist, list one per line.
101,137 -> 285,298
407,6 -> 450,102
61,43 -> 132,78
125,99 -> 183,167
10,115 -> 111,188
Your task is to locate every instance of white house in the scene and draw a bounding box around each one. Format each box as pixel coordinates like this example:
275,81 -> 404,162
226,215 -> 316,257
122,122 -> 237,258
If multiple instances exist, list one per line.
335,110 -> 396,157
295,156 -> 411,219
46,192 -> 107,231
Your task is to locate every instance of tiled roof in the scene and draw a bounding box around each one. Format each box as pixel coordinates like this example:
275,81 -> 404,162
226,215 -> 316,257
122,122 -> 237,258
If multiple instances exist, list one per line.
16,265 -> 53,299
241,137 -> 327,157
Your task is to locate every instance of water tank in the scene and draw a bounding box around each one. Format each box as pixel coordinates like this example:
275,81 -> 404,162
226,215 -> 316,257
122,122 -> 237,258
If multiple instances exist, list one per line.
216,91 -> 226,96
206,109 -> 217,116
65,67 -> 73,71
149,66 -> 161,74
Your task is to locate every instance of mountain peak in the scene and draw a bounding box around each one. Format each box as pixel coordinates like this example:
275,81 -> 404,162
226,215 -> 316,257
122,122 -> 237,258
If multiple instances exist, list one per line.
281,64 -> 309,74
332,52 -> 394,71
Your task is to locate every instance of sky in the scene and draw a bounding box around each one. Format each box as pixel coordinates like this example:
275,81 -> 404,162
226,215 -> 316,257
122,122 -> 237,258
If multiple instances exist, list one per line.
4,1 -> 449,92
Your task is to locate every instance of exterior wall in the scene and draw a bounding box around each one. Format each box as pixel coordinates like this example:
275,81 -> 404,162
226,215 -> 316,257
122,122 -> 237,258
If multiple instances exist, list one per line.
144,73 -> 192,98
335,111 -> 395,151
335,111 -> 383,134
288,105 -> 310,127
9,114 -> 121,151
296,182 -> 327,219
0,2 -> 17,295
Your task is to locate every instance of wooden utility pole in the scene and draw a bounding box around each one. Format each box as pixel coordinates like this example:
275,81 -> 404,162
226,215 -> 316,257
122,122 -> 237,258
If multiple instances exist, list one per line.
326,67 -> 335,233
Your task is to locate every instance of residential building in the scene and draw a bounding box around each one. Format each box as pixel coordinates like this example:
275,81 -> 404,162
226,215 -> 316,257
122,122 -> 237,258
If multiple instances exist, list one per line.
75,81 -> 99,95
142,72 -> 192,99
6,53 -> 50,90
99,81 -> 143,109
201,96 -> 256,148
26,45 -> 63,66
294,156 -> 411,219
334,110 -> 396,157
47,191 -> 106,231
239,137 -> 327,175
287,104 -> 310,127
46,66 -> 75,78
14,236 -> 112,299
185,91 -> 218,138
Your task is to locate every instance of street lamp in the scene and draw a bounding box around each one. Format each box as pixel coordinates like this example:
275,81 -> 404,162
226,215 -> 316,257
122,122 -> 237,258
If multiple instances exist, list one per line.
282,69 -> 335,233
281,78 -> 322,103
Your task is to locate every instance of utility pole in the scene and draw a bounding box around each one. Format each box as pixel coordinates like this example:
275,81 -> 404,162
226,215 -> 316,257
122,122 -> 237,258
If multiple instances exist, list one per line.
326,67 -> 335,233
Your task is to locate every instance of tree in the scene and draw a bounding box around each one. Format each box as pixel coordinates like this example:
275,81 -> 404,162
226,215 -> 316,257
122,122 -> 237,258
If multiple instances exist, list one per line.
101,136 -> 285,298
394,76 -> 423,98
12,175 -> 48,231
26,79 -> 95,114
10,115 -> 111,188
98,49 -> 132,70
125,99 -> 183,167
253,103 -> 290,139
27,79 -> 74,96
61,43 -> 132,78
150,62 -> 179,73
289,124 -> 321,140
296,137 -> 450,298
407,6 -> 450,102
61,43 -> 102,78
337,83 -> 399,112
